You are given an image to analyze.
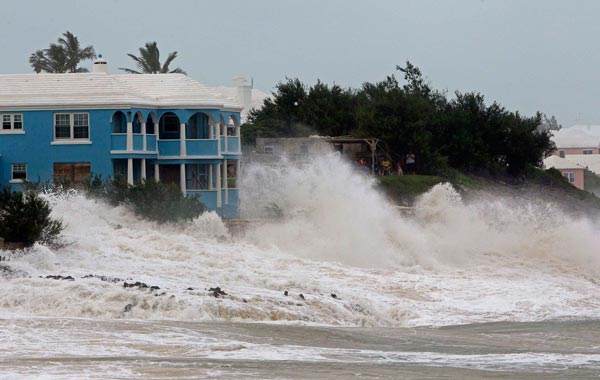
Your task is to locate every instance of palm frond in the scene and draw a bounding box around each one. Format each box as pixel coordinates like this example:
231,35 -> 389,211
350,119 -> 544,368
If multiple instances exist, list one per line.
161,51 -> 178,73
29,50 -> 48,73
119,67 -> 142,74
169,67 -> 187,75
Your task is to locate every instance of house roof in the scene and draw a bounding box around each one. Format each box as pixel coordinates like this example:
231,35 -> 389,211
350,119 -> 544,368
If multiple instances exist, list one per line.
543,155 -> 585,170
552,125 -> 600,148
0,73 -> 243,111
558,154 -> 600,175
213,85 -> 270,119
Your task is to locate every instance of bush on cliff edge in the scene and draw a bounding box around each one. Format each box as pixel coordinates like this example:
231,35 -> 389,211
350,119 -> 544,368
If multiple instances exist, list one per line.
0,188 -> 63,247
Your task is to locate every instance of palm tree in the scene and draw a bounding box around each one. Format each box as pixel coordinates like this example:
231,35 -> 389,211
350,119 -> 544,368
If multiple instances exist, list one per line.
58,31 -> 96,73
119,42 -> 186,74
29,31 -> 95,73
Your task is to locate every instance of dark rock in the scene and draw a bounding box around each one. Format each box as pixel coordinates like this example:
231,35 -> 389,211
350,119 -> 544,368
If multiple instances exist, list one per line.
123,281 -> 152,290
284,290 -> 288,296
331,293 -> 338,299
82,274 -> 123,283
299,293 -> 305,300
45,275 -> 74,281
123,304 -> 133,312
187,287 -> 194,290
208,286 -> 228,298
242,298 -> 247,303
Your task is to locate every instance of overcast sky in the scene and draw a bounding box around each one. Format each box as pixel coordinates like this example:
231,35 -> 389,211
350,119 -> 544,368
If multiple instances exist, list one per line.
1,0 -> 598,126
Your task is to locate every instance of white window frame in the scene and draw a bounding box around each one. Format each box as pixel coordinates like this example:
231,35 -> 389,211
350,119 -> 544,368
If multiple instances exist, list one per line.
51,112 -> 92,144
264,145 -> 274,154
559,150 -> 565,158
10,163 -> 27,183
0,113 -> 24,134
563,172 -> 575,183
583,149 -> 593,155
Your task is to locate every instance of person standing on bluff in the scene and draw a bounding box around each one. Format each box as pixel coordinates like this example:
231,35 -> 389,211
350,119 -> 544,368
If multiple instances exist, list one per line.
396,161 -> 404,175
357,157 -> 369,173
381,159 -> 391,176
405,152 -> 416,174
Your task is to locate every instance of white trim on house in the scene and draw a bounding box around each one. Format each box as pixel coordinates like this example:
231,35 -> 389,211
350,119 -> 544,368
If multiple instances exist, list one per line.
51,140 -> 93,145
110,150 -> 158,155
158,155 -> 223,160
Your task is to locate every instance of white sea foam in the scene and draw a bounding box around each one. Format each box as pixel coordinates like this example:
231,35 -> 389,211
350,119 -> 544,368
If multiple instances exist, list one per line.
1,153 -> 600,327
2,318 -> 600,377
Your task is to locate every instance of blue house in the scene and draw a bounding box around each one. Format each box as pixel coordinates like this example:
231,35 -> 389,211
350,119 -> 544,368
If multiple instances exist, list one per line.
0,58 -> 242,218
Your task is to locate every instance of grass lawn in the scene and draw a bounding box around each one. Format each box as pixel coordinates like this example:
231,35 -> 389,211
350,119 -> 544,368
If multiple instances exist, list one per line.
376,175 -> 447,204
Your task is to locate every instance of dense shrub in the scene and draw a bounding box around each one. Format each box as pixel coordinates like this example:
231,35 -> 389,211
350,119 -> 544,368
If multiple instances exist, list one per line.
0,188 -> 63,247
86,176 -> 205,223
87,174 -> 129,206
127,180 -> 206,223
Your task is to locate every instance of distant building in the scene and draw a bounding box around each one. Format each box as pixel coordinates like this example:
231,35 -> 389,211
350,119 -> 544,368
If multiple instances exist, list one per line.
251,136 -> 384,174
552,125 -> 600,157
0,57 -> 243,218
546,125 -> 600,191
214,77 -> 270,122
543,155 -> 585,190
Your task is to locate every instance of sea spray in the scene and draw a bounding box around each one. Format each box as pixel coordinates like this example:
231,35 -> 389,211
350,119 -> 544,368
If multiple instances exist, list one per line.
1,154 -> 600,326
240,153 -> 427,267
241,153 -> 600,272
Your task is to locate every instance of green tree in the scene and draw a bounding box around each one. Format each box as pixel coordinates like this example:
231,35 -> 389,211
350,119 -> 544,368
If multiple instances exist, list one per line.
243,61 -> 554,176
29,31 -> 95,73
301,81 -> 357,136
540,113 -> 562,131
0,189 -> 63,247
119,42 -> 186,74
242,78 -> 310,144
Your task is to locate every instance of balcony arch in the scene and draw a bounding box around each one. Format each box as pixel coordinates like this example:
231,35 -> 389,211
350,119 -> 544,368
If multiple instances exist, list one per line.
132,111 -> 144,134
146,112 -> 157,134
186,112 -> 212,139
158,112 -> 181,140
110,111 -> 127,133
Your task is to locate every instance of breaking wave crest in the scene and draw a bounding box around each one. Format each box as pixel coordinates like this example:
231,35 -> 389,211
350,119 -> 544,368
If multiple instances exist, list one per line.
241,153 -> 600,271
1,153 -> 600,327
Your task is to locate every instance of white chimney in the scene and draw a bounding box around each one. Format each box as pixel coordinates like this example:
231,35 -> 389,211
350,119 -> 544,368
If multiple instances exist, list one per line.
93,54 -> 108,74
233,76 -> 252,111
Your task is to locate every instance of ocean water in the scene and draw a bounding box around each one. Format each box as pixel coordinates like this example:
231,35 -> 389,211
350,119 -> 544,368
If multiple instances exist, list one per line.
1,154 -> 600,379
